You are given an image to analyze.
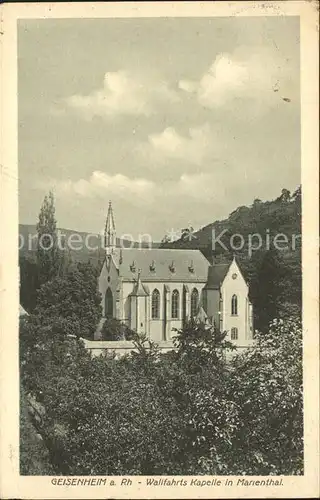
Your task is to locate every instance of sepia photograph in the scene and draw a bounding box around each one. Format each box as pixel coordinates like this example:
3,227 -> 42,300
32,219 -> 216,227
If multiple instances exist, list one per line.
0,1 -> 319,499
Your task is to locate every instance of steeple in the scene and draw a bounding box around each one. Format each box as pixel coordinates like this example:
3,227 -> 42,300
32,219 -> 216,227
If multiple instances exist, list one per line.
105,201 -> 116,256
131,269 -> 148,297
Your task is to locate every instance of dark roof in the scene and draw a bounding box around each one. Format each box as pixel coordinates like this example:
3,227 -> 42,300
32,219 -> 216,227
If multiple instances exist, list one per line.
114,248 -> 210,282
203,263 -> 231,290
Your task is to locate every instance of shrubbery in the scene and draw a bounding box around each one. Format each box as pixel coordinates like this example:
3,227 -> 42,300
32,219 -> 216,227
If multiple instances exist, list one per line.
100,317 -> 135,341
20,312 -> 303,475
34,261 -> 102,339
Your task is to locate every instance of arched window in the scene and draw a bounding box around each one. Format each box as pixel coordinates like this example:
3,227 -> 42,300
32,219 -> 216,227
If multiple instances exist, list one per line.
105,288 -> 113,317
231,327 -> 238,340
191,288 -> 199,318
231,294 -> 238,316
171,289 -> 180,319
151,289 -> 160,319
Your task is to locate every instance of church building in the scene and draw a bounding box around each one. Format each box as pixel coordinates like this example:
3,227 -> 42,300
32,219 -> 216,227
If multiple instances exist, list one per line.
98,203 -> 254,346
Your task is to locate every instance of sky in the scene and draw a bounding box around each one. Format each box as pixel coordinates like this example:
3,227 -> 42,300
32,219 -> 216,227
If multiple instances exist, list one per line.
18,16 -> 300,241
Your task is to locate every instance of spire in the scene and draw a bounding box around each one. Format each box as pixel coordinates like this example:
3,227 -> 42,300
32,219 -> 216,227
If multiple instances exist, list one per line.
195,305 -> 209,325
105,201 -> 116,256
131,269 -> 148,296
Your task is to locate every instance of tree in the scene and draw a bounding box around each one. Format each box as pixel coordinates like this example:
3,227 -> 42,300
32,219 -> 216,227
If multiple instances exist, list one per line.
250,249 -> 283,332
36,191 -> 60,285
19,254 -> 39,312
20,385 -> 53,475
292,185 -> 301,203
101,317 -> 134,341
252,198 -> 262,207
20,308 -> 303,476
34,261 -> 102,339
172,320 -> 235,374
228,317 -> 303,475
277,188 -> 291,203
181,226 -> 194,241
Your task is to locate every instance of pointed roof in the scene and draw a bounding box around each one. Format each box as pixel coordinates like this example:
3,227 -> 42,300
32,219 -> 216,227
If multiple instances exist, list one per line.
195,306 -> 208,323
203,263 -> 231,290
105,201 -> 116,233
130,271 -> 149,297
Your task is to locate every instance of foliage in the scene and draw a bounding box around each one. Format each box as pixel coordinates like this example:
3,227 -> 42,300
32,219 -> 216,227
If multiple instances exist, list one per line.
20,307 -> 303,476
172,320 -> 235,374
101,317 -> 135,341
34,261 -> 102,339
36,191 -> 61,285
20,385 -> 53,475
227,317 -> 303,474
161,186 -> 302,326
19,254 -> 39,313
249,249 -> 284,332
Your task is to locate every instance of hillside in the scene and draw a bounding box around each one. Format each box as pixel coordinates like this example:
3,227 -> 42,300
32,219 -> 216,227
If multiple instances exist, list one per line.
19,224 -> 161,266
161,186 -> 302,329
19,187 -> 301,330
161,187 -> 301,257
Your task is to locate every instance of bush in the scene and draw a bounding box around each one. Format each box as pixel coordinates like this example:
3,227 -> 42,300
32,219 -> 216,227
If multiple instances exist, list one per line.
227,317 -> 303,474
100,318 -> 135,341
34,262 -> 102,339
20,315 -> 303,475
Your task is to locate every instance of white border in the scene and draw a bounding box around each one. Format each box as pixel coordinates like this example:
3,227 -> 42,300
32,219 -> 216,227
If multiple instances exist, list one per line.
0,2 -> 319,498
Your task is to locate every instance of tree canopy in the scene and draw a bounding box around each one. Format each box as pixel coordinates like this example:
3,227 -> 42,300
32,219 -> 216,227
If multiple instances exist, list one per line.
20,311 -> 303,475
34,261 -> 102,339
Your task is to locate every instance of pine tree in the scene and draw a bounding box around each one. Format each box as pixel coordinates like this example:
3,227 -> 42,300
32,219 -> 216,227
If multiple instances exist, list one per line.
36,192 -> 60,285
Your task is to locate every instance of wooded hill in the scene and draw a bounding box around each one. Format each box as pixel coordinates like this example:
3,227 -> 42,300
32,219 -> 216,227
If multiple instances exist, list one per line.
19,186 -> 301,331
161,186 -> 302,330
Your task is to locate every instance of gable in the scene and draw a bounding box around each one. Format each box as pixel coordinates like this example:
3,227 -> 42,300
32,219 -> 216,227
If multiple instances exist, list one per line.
99,254 -> 119,281
221,258 -> 248,290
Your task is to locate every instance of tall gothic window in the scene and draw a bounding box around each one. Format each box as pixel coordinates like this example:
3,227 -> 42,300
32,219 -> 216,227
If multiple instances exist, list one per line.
105,288 -> 113,318
190,288 -> 199,318
231,327 -> 238,340
231,294 -> 238,316
171,289 -> 180,319
151,289 -> 160,319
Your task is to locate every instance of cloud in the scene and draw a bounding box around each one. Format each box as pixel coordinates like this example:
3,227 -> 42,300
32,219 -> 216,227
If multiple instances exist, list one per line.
176,173 -> 217,199
63,71 -> 179,119
178,79 -> 197,93
179,47 -> 294,110
37,169 -> 222,208
137,124 -> 215,166
37,171 -> 156,205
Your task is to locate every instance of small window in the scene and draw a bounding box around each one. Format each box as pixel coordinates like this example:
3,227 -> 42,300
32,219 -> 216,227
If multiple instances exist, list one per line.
151,289 -> 160,319
191,288 -> 199,318
231,327 -> 238,340
171,289 -> 179,319
231,294 -> 238,316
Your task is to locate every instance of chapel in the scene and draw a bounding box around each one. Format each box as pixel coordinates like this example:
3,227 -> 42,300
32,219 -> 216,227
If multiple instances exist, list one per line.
98,203 -> 254,346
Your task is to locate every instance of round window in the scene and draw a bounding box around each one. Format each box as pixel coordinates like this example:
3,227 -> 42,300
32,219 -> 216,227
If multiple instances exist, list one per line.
232,273 -> 237,280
